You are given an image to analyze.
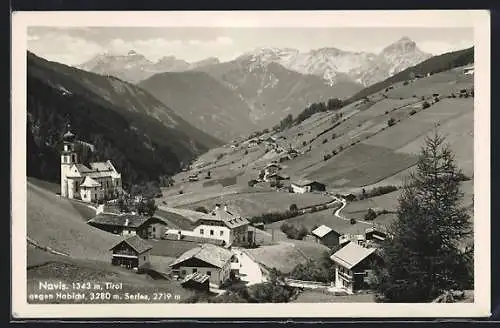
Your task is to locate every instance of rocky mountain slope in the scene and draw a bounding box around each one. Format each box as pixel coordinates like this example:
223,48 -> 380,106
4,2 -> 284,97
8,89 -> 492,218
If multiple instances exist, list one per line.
138,71 -> 259,141
237,37 -> 432,86
27,52 -> 221,187
78,50 -> 220,83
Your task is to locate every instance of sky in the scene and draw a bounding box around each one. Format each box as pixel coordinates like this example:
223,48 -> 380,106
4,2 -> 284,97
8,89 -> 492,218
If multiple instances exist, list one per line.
27,27 -> 474,66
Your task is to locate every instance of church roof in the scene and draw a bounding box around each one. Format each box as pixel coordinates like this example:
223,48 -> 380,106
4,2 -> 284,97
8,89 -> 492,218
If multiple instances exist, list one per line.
80,176 -> 101,188
89,162 -> 113,172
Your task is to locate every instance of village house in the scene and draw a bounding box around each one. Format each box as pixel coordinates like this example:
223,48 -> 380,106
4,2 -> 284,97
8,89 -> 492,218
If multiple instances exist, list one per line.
311,225 -> 341,248
169,243 -> 236,287
87,214 -> 168,239
60,125 -> 122,202
191,205 -> 252,247
330,241 -> 380,294
110,235 -> 153,270
291,179 -> 326,193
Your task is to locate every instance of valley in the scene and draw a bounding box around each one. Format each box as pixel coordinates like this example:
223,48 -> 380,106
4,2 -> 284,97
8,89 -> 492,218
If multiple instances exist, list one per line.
25,40 -> 475,304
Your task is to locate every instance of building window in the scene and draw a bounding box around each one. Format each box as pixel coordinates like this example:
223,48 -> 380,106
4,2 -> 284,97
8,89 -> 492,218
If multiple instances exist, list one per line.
200,229 -> 204,235
192,268 -> 197,273
220,231 -> 224,236
143,256 -> 146,260
210,230 -> 214,236
206,271 -> 211,276
153,227 -> 156,232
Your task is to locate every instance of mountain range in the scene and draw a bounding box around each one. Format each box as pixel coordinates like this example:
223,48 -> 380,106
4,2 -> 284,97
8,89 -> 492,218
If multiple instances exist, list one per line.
79,37 -> 432,87
78,50 -> 221,84
27,51 -> 221,187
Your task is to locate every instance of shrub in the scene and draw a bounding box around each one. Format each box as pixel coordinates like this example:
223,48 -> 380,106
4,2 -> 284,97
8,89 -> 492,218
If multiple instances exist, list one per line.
310,206 -> 318,213
403,80 -> 409,86
280,223 -> 309,240
195,206 -> 209,214
385,110 -> 389,115
244,150 -> 248,155
289,204 -> 299,214
178,190 -> 184,194
387,118 -> 396,127
422,101 -> 431,109
322,139 -> 328,144
409,109 -> 417,116
338,145 -> 344,152
323,154 -> 332,161
331,133 -> 336,140
364,208 -> 377,221
248,179 -> 258,187
350,218 -> 357,225
302,141 -> 307,147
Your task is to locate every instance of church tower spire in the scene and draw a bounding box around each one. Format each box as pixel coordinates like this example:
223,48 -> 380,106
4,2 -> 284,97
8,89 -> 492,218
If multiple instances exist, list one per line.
61,123 -> 78,198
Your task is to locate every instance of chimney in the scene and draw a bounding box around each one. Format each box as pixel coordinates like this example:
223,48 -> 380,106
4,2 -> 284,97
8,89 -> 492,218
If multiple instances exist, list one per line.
178,230 -> 182,240
124,218 -> 129,226
224,205 -> 228,212
215,204 -> 220,211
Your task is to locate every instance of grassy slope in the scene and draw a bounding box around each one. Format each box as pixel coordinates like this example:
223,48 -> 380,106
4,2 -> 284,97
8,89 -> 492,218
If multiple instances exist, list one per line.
27,247 -> 193,304
27,181 -> 121,261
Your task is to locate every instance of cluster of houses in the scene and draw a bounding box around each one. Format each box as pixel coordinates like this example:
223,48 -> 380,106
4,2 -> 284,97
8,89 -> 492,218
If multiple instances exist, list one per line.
94,203 -> 252,291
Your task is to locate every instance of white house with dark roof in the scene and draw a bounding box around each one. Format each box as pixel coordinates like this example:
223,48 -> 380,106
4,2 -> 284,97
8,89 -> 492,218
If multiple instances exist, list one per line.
191,205 -> 251,247
60,124 -> 122,202
330,242 -> 380,294
169,243 -> 236,287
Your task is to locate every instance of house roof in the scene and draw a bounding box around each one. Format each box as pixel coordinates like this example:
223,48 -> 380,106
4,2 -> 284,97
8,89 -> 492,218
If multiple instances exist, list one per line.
207,208 -> 250,229
330,242 -> 376,270
89,161 -> 113,172
311,225 -> 337,238
291,178 -> 313,186
89,214 -> 166,228
164,233 -> 226,246
80,176 -> 101,188
110,235 -> 152,254
169,243 -> 233,269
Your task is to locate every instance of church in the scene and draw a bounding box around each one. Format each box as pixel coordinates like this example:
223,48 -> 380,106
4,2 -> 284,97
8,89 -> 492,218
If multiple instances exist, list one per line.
60,125 -> 123,203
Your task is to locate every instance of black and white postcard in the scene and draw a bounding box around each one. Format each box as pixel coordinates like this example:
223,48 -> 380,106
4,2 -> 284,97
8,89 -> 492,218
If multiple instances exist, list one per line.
11,10 -> 491,318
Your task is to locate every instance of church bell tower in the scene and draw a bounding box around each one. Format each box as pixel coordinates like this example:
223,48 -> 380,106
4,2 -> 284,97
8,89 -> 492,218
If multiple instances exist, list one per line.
61,124 -> 78,198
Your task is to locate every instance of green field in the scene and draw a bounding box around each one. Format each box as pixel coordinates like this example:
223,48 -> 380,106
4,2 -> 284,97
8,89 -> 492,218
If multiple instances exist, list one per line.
181,191 -> 332,218
306,143 -> 418,188
266,210 -> 373,236
245,241 -> 329,274
27,182 -> 121,261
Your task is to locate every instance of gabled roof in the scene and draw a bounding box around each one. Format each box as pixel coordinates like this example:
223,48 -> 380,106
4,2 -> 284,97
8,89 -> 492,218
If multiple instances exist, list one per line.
312,225 -> 339,238
80,176 -> 101,188
169,243 -> 233,269
89,162 -> 113,172
89,214 -> 166,228
206,207 -> 250,229
330,242 -> 376,270
110,235 -> 152,254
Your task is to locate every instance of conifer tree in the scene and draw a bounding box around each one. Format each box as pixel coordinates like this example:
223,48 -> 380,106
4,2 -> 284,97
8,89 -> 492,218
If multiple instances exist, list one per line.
373,131 -> 472,302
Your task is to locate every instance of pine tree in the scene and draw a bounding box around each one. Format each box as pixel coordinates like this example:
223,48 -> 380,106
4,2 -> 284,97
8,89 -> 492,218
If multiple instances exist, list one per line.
373,131 -> 472,302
